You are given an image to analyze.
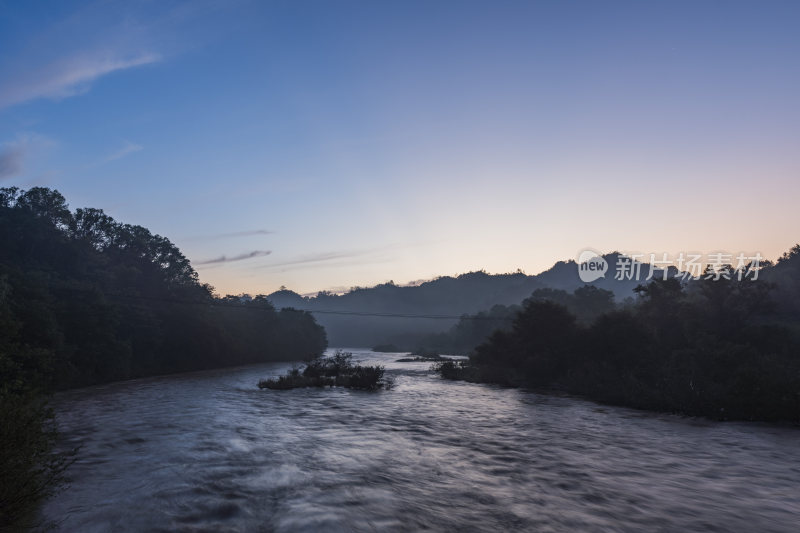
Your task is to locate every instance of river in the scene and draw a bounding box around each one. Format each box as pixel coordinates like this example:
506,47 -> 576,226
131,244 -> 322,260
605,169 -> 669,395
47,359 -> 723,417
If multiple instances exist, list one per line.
42,349 -> 800,532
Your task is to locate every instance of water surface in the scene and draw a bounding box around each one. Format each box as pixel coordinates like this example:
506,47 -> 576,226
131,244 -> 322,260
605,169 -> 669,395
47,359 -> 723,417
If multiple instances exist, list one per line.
43,349 -> 800,532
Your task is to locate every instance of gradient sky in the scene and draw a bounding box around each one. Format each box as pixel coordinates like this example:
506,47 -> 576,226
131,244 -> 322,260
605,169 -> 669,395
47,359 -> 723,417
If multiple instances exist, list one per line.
1,0 -> 799,295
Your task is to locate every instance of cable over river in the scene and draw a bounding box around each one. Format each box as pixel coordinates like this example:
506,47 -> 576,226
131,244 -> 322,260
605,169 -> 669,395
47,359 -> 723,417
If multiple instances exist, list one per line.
43,350 -> 800,532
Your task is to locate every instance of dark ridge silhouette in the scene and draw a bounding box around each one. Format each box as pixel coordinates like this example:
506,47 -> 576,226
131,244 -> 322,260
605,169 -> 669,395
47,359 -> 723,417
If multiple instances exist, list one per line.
533,251 -> 678,296
267,256 -> 673,348
0,187 -> 326,529
435,252 -> 800,423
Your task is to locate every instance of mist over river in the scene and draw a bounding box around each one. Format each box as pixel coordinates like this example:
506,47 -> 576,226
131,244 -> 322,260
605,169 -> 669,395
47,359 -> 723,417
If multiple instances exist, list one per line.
42,350 -> 800,532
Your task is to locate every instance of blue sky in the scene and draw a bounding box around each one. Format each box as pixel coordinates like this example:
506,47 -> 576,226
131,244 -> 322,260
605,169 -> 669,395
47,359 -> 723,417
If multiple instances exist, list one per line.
1,0 -> 799,295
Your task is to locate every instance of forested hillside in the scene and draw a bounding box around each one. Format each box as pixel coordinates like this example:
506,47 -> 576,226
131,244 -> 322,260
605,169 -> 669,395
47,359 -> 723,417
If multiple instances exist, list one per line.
267,254 -> 674,348
0,187 -> 326,389
437,250 -> 800,422
0,187 -> 326,529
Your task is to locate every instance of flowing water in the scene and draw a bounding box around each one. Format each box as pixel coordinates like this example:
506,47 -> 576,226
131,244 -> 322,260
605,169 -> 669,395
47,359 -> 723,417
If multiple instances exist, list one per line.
42,349 -> 800,532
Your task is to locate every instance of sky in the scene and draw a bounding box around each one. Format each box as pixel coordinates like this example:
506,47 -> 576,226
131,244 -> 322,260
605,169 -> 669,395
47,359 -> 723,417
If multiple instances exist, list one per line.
1,0 -> 799,295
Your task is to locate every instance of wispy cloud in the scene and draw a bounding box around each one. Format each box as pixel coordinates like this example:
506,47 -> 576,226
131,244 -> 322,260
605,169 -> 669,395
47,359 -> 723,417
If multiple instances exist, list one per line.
0,133 -> 55,181
102,141 -> 143,163
184,229 -> 275,241
0,144 -> 26,180
0,0 -> 252,112
0,51 -> 160,109
258,241 -> 441,271
196,250 -> 272,266
259,251 -> 370,269
81,140 -> 144,170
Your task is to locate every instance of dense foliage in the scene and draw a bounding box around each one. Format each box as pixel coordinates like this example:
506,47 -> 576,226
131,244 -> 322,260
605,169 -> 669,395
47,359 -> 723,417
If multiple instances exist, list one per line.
0,187 -> 327,388
415,285 -> 616,355
0,278 -> 73,531
258,350 -> 391,391
0,187 -> 327,529
437,255 -> 800,423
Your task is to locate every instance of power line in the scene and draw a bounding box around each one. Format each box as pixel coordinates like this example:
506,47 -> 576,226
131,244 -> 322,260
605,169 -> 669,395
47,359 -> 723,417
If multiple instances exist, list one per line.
290,309 -> 515,321
109,292 -> 516,321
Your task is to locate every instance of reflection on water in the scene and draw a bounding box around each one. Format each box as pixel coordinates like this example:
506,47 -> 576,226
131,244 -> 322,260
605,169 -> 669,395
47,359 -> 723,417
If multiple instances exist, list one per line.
43,350 -> 800,532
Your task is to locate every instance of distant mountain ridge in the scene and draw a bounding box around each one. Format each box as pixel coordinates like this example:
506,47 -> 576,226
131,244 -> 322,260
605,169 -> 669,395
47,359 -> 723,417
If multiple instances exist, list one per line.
266,253 -> 678,347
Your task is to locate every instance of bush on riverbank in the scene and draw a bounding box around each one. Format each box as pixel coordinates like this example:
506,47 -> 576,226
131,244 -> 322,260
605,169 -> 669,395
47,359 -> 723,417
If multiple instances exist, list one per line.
258,351 -> 392,391
397,350 -> 448,362
432,359 -> 471,379
0,388 -> 75,531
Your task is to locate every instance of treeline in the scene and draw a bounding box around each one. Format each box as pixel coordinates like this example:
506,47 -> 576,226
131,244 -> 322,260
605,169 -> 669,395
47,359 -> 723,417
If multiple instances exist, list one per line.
0,187 -> 326,389
267,252 -> 670,348
0,187 -> 326,529
268,271 -> 545,347
438,249 -> 800,423
414,285 -> 616,354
